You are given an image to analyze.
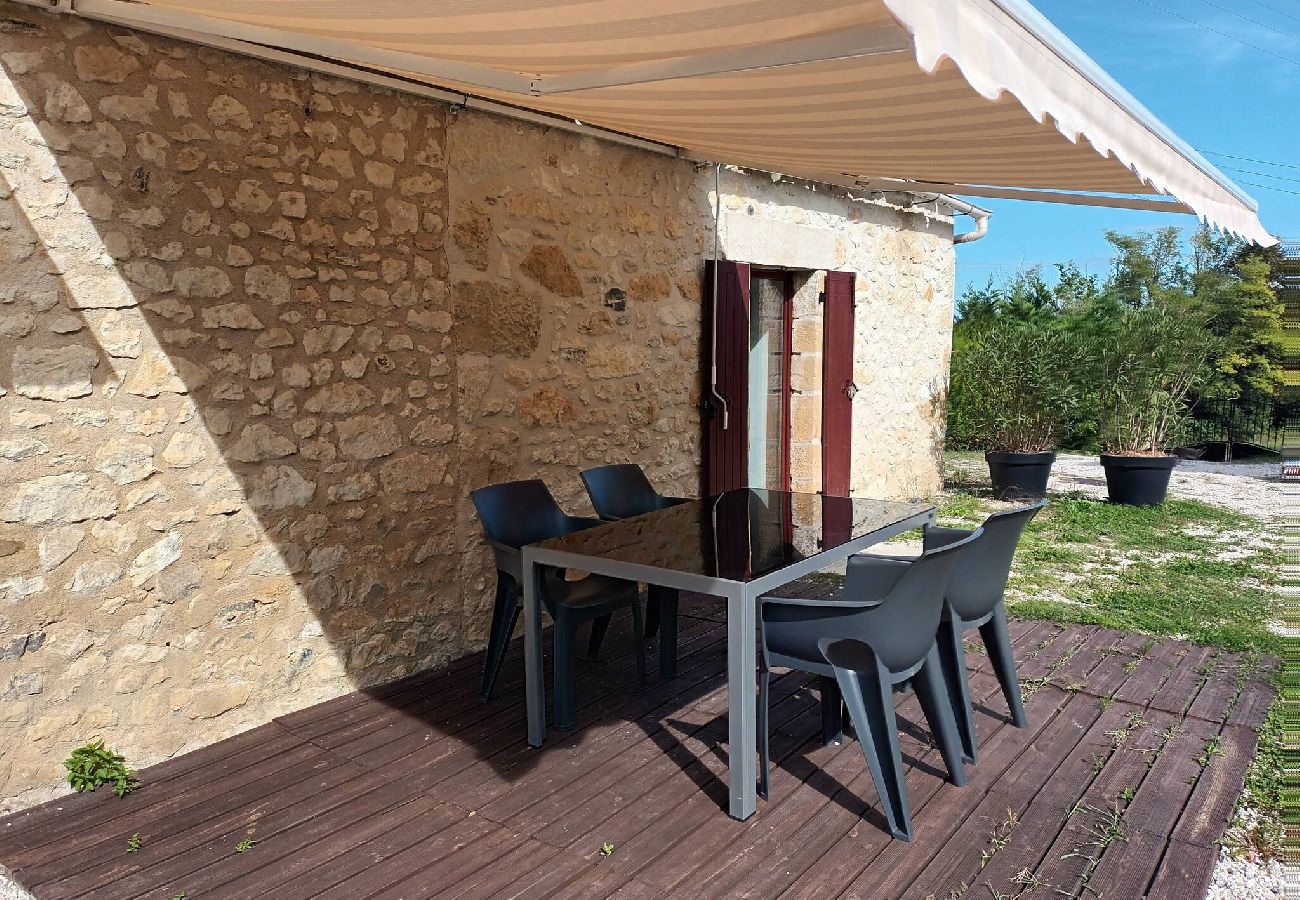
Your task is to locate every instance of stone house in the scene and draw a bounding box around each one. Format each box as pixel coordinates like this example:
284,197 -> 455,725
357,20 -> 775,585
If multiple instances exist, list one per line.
0,0 -> 1269,811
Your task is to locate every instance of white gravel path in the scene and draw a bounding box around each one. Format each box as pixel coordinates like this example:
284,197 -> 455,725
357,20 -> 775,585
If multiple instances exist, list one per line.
952,452 -> 1284,521
1052,454 -> 1282,521
0,867 -> 31,900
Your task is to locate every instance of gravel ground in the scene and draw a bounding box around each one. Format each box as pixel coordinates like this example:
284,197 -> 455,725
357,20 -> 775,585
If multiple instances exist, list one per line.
1208,851 -> 1286,900
0,868 -> 31,900
951,452 -> 1282,521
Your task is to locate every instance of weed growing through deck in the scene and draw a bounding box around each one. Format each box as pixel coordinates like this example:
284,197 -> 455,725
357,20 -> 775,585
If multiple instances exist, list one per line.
234,837 -> 257,853
126,833 -> 142,853
599,842 -> 615,858
1196,734 -> 1225,769
985,865 -> 1056,899
979,809 -> 1021,869
1223,704 -> 1283,859
1064,797 -> 1131,894
63,740 -> 139,798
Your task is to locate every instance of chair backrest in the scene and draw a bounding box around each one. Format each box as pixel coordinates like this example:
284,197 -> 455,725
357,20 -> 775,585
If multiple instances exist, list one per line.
844,527 -> 984,672
580,464 -> 663,520
946,501 -> 1045,620
469,479 -> 572,551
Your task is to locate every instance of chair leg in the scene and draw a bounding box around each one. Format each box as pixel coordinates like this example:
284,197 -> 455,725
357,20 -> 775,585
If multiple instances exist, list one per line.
630,600 -> 648,689
913,647 -> 969,788
831,658 -> 913,841
480,578 -> 519,702
937,613 -> 978,763
587,613 -> 612,659
653,586 -> 678,679
645,588 -> 661,640
981,602 -> 1028,727
758,668 -> 771,800
554,612 -> 577,732
819,675 -> 844,746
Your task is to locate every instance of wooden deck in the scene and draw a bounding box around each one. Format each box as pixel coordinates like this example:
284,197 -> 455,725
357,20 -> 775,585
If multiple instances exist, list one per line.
0,587 -> 1276,899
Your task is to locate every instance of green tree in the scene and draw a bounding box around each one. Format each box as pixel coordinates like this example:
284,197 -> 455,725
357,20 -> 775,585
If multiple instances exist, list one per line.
1187,227 -> 1284,402
946,225 -> 1285,453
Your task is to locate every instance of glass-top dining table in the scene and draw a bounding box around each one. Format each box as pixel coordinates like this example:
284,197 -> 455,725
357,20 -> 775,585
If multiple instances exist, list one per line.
520,488 -> 936,821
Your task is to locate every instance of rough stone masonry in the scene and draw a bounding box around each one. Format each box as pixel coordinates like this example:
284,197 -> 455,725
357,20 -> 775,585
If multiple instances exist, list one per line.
0,6 -> 955,811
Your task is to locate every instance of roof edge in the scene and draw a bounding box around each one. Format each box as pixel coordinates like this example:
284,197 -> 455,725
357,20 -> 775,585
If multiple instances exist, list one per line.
988,0 -> 1258,212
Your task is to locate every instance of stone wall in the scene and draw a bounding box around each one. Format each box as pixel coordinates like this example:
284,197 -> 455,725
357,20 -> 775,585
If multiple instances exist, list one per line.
444,110 -> 710,652
0,6 -> 952,811
0,8 -> 464,812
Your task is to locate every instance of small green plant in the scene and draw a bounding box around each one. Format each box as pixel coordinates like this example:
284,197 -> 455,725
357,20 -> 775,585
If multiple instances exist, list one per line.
1196,734 -> 1224,768
234,837 -> 257,853
598,841 -> 615,858
173,893 -> 187,900
63,740 -> 139,797
979,808 -> 1020,868
126,833 -> 143,853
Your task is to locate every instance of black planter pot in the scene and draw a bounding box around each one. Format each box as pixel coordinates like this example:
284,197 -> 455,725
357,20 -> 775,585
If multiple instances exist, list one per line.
1100,454 -> 1178,506
985,451 -> 1056,500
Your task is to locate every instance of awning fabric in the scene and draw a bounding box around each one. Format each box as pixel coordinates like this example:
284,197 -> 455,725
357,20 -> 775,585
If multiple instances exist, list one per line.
68,0 -> 1274,244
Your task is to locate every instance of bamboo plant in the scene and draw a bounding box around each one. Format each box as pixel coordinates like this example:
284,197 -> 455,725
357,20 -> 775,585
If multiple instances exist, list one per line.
948,319 -> 1080,452
1095,303 -> 1220,455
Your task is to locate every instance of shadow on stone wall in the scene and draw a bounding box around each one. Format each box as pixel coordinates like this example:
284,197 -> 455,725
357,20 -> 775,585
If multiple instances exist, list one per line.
0,8 -> 709,805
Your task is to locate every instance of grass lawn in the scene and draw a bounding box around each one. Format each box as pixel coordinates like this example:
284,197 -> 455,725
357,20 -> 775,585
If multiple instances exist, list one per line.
931,463 -> 1285,862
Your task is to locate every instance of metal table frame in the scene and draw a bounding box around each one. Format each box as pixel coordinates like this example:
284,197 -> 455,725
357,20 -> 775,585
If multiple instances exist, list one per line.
521,503 -> 936,821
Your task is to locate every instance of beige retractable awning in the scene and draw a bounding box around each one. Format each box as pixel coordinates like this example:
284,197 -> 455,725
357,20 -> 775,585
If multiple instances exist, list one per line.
51,0 -> 1275,244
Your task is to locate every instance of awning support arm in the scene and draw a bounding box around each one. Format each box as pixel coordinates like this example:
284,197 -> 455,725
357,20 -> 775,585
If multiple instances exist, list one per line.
856,177 -> 1197,214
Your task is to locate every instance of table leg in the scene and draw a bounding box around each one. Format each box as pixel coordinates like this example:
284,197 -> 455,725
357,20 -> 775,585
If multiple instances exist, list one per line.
654,585 -> 679,679
726,587 -> 757,820
523,550 -> 546,747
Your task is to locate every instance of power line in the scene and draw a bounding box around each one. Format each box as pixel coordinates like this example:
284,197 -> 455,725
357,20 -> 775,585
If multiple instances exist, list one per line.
1132,0 -> 1300,68
1202,150 -> 1300,172
1243,0 -> 1300,27
1234,179 -> 1300,197
1217,164 -> 1300,186
1193,0 -> 1300,43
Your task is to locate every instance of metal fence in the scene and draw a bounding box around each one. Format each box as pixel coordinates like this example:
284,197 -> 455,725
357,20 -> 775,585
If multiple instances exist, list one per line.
1183,397 -> 1297,454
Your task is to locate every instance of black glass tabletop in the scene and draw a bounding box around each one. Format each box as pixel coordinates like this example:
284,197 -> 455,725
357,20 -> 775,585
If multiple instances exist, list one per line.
534,489 -> 933,582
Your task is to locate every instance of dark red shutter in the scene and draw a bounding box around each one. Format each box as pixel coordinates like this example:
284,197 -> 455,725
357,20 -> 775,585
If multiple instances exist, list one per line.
821,271 -> 856,498
704,260 -> 750,495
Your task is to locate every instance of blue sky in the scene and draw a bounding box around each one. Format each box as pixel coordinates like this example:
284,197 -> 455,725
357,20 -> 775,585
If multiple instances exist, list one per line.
954,0 -> 1300,298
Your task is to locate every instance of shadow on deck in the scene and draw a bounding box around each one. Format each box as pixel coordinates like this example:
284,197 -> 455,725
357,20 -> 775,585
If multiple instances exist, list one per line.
0,585 -> 1277,899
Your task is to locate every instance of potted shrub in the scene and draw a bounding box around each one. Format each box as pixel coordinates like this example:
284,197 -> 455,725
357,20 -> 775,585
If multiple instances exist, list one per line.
949,319 -> 1079,499
1094,304 -> 1218,505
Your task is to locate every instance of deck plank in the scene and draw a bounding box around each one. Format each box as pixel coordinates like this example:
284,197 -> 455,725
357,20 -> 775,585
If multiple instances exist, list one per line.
0,605 -> 1271,900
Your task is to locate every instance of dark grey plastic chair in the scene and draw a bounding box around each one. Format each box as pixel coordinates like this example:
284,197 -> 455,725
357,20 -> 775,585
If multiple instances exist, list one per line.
470,480 -> 646,730
758,528 -> 983,841
579,464 -> 686,677
921,501 -> 1046,762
